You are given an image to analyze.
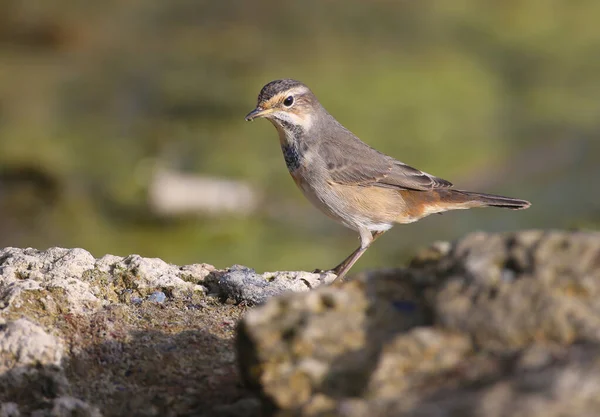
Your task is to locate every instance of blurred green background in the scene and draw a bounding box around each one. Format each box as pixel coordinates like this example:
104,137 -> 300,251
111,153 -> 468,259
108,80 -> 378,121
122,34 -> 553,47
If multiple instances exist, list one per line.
0,0 -> 598,272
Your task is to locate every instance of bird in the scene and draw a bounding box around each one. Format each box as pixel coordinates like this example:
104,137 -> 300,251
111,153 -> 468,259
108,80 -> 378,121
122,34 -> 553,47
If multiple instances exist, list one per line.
245,79 -> 531,283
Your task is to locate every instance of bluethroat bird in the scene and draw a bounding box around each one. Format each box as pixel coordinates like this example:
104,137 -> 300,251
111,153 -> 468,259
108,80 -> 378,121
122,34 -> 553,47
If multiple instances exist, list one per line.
245,79 -> 531,282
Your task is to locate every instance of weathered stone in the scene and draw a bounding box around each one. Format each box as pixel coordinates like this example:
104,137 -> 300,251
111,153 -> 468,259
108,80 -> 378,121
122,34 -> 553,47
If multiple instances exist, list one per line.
2,230 -> 598,416
0,249 -> 253,416
0,248 -> 100,314
0,319 -> 64,371
206,397 -> 262,417
237,230 -> 600,416
430,230 -> 600,350
31,396 -> 103,417
0,402 -> 20,417
0,248 -> 209,320
205,265 -> 337,305
0,319 -> 71,415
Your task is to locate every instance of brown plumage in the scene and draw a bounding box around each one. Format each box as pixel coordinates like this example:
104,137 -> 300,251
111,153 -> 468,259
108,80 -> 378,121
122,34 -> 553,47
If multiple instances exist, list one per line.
246,79 -> 531,282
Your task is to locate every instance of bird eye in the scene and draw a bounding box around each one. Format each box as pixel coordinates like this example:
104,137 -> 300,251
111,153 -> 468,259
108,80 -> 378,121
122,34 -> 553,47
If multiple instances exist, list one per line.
283,96 -> 294,107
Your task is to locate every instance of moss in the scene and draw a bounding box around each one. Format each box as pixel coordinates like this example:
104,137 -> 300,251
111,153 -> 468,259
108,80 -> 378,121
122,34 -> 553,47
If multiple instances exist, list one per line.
179,273 -> 200,284
5,288 -> 71,327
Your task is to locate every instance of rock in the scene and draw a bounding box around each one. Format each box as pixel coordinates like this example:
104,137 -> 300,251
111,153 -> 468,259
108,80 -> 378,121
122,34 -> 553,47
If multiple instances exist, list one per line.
204,265 -> 337,305
32,397 -> 103,417
0,318 -> 64,371
407,343 -> 600,417
0,246 -> 335,416
425,230 -> 600,350
179,263 -> 216,282
0,319 -> 71,415
237,230 -> 600,416
93,253 -> 208,299
3,231 -> 597,416
0,248 -> 254,416
0,247 -> 209,322
147,291 -> 167,303
0,403 -> 20,417
0,247 -> 100,314
205,397 -> 262,417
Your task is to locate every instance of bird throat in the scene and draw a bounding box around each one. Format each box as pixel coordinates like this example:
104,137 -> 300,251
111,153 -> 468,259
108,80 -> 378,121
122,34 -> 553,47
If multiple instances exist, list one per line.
273,118 -> 306,172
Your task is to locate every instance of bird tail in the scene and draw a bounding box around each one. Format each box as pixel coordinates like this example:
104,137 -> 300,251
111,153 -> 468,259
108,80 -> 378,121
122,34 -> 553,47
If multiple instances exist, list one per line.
452,190 -> 531,210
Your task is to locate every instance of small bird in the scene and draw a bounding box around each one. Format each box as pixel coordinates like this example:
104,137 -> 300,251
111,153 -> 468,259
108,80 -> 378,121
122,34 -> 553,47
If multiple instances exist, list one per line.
245,79 -> 530,282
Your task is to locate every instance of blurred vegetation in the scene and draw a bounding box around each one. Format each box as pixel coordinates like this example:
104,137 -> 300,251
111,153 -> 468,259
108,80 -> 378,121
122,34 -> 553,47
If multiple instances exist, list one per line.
0,0 -> 598,271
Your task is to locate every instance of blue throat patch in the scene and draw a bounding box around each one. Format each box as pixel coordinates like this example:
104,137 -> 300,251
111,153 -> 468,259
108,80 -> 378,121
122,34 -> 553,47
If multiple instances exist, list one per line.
281,143 -> 301,171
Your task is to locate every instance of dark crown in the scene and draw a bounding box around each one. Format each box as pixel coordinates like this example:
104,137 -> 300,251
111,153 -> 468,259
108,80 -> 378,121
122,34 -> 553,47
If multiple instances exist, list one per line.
257,79 -> 305,103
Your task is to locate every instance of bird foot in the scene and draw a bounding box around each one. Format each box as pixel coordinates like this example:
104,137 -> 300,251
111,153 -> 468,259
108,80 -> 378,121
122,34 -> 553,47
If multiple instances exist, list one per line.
312,268 -> 340,275
312,268 -> 346,286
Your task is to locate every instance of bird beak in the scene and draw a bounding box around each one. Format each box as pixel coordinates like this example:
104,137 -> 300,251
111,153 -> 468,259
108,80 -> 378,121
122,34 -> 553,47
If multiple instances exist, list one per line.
245,107 -> 271,121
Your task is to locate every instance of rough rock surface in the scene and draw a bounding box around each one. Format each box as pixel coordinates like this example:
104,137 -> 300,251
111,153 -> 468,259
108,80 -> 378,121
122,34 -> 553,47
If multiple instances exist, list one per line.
204,265 -> 337,305
237,230 -> 600,416
0,246 -> 328,416
2,231 -> 599,416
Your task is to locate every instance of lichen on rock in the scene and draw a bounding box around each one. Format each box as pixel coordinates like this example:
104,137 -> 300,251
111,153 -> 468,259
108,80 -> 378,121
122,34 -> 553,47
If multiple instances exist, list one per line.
0,247 -> 254,416
1,231 -> 599,416
237,230 -> 600,416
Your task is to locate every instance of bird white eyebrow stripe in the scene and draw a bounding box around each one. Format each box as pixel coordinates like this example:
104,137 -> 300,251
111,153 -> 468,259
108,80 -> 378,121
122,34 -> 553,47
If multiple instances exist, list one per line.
273,86 -> 310,100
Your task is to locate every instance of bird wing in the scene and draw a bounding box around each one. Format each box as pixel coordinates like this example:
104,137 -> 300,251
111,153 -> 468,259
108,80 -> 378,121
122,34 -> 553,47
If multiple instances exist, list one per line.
320,132 -> 453,191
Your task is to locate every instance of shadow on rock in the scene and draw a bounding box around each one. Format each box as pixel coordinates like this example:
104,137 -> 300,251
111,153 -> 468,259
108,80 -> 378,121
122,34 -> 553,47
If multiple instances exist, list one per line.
236,268 -> 438,414
236,230 -> 600,416
317,272 -> 433,399
65,329 -> 249,416
0,306 -> 260,417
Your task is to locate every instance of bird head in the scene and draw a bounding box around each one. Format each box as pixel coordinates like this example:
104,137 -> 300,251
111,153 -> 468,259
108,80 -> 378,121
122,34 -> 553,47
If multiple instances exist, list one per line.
245,79 -> 319,132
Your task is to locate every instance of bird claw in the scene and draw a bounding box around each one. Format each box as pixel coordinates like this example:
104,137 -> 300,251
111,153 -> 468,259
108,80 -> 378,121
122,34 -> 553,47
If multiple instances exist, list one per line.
313,268 -> 342,276
312,268 -> 334,274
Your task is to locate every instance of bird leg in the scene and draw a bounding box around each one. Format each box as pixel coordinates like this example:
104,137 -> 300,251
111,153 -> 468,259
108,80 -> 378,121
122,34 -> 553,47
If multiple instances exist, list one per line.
314,230 -> 386,283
